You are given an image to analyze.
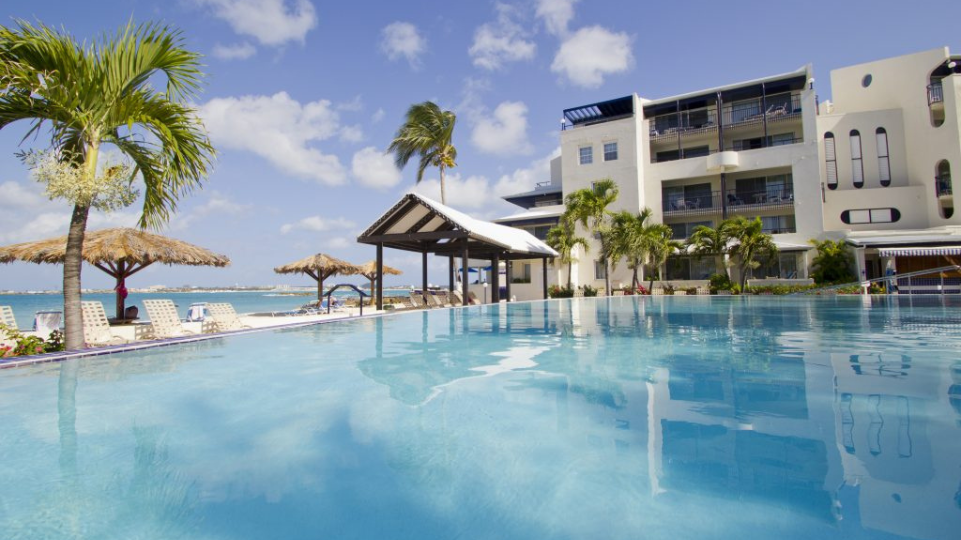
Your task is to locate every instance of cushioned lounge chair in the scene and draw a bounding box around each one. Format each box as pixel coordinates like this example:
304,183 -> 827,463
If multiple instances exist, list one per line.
0,305 -> 17,331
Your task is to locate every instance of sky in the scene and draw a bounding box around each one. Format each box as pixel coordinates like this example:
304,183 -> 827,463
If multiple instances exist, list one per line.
1,0 -> 959,291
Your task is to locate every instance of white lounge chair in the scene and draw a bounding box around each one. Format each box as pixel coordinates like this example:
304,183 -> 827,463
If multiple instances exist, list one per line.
1,305 -> 17,331
696,286 -> 711,295
450,290 -> 465,306
467,291 -> 482,305
409,292 -> 430,309
81,301 -> 129,347
573,289 -> 584,298
206,303 -> 252,332
651,287 -> 665,296
612,290 -> 625,296
143,299 -> 199,339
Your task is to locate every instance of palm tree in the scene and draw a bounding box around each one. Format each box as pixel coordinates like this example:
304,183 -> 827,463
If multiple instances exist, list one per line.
387,101 -> 457,204
564,179 -> 619,293
608,208 -> 655,289
0,21 -> 215,350
687,221 -> 732,276
727,216 -> 779,289
546,221 -> 588,289
644,224 -> 682,291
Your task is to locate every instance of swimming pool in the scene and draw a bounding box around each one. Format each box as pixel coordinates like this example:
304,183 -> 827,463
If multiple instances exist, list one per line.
1,296 -> 959,539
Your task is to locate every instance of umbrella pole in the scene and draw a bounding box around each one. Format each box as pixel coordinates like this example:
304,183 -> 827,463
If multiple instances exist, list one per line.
317,275 -> 324,302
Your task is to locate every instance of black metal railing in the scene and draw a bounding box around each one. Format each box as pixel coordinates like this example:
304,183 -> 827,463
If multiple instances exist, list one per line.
936,175 -> 953,196
928,82 -> 944,106
662,186 -> 795,215
651,136 -> 803,163
649,92 -> 802,140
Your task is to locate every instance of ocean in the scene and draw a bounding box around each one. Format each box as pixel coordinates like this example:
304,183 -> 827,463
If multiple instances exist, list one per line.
0,289 -> 409,330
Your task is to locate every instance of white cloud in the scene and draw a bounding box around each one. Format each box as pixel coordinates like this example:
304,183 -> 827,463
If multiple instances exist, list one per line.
492,148 -> 559,199
0,181 -> 45,208
339,124 -> 364,143
194,0 -> 317,46
371,108 -> 386,123
469,4 -> 536,70
169,191 -> 251,231
551,26 -> 633,88
336,96 -> 363,112
412,173 -> 496,209
351,147 -> 402,190
280,216 -> 356,234
380,22 -> 426,68
536,0 -> 579,37
198,92 -> 347,185
327,237 -> 351,249
212,42 -> 256,60
471,101 -> 534,156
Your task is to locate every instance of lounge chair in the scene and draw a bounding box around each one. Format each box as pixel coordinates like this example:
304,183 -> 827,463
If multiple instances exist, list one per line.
613,290 -> 625,296
206,303 -> 252,332
409,292 -> 430,309
727,193 -> 744,206
81,301 -> 129,347
431,291 -> 453,307
674,290 -> 688,296
143,299 -> 202,339
1,305 -> 17,331
652,287 -> 664,296
450,290 -> 465,306
425,291 -> 446,308
696,286 -> 711,295
467,291 -> 482,305
573,289 -> 584,298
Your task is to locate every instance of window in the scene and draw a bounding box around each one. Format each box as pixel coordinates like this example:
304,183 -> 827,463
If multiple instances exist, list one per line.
825,132 -> 838,190
760,215 -> 796,234
579,146 -> 593,165
751,253 -> 800,279
840,208 -> 901,224
862,74 -> 872,88
522,263 -> 532,282
850,130 -> 864,188
876,128 -> 891,187
668,221 -> 713,239
665,257 -> 715,281
662,183 -> 713,211
603,142 -> 618,161
594,260 -> 607,280
532,226 -> 551,240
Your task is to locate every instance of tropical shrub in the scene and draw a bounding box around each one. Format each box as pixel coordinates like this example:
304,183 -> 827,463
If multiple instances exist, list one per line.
0,325 -> 64,357
709,273 -> 733,291
809,239 -> 855,284
548,285 -> 574,298
582,285 -> 598,297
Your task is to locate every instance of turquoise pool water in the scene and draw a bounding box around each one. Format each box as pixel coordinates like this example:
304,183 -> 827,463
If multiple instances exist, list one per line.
1,296 -> 960,539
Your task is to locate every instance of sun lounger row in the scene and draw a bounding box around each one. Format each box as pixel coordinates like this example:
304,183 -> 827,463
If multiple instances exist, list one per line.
393,290 -> 481,310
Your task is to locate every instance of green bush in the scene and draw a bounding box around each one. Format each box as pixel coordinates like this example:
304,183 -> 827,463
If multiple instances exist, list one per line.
0,324 -> 63,357
582,285 -> 598,297
810,239 -> 856,284
548,285 -> 574,298
709,273 -> 733,291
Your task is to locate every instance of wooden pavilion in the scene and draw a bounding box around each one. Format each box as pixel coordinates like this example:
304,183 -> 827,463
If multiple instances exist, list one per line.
357,193 -> 558,310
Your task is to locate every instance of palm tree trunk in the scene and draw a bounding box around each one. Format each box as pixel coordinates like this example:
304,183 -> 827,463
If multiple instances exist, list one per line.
567,260 -> 572,288
632,265 -> 639,289
63,203 -> 90,350
605,260 -> 611,296
439,165 -> 447,205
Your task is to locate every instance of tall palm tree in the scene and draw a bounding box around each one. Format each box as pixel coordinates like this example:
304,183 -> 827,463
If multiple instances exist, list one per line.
0,21 -> 215,350
564,179 -> 619,293
687,221 -> 732,276
727,216 -> 779,289
644,224 -> 682,291
546,221 -> 588,289
608,208 -> 655,288
387,101 -> 457,204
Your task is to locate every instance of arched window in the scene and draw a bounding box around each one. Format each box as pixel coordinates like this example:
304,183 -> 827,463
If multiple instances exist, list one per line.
937,160 -> 953,219
876,128 -> 891,187
850,130 -> 864,188
824,132 -> 838,190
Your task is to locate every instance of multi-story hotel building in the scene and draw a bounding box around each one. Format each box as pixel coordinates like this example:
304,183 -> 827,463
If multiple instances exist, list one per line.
496,48 -> 961,297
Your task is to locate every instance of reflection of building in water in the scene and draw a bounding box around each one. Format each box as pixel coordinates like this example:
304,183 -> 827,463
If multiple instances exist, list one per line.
648,354 -> 844,522
831,351 -> 960,540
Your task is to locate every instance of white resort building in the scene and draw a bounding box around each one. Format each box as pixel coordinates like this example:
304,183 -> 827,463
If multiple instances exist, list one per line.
496,47 -> 961,298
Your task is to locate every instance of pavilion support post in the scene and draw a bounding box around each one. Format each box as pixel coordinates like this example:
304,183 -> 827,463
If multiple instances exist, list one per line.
505,260 -> 512,302
491,253 -> 500,303
114,261 -> 125,320
376,244 -> 384,311
461,238 -> 470,304
542,257 -> 549,300
448,256 -> 455,297
422,251 -> 429,301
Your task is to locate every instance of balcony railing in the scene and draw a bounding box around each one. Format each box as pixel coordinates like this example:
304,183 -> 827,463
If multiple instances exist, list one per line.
651,137 -> 804,163
928,82 -> 944,106
936,175 -> 953,196
662,187 -> 795,216
649,92 -> 802,141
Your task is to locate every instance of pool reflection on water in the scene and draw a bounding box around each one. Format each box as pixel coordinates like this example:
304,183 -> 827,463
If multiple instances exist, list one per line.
0,296 -> 960,540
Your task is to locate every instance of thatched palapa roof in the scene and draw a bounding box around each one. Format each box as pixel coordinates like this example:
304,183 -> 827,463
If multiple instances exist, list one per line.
0,228 -> 230,267
356,260 -> 403,279
273,253 -> 359,276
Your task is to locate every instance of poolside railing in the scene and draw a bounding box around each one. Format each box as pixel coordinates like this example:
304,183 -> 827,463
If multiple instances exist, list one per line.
793,265 -> 961,296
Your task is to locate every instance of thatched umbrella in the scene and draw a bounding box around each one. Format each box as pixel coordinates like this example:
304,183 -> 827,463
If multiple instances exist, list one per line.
0,228 -> 230,319
273,253 -> 360,301
356,260 -> 403,305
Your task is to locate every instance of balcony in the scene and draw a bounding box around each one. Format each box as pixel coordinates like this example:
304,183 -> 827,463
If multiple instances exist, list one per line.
662,187 -> 795,217
928,82 -> 944,106
649,92 -> 802,141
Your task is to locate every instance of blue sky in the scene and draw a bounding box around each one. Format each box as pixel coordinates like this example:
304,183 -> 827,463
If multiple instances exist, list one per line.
1,0 -> 958,290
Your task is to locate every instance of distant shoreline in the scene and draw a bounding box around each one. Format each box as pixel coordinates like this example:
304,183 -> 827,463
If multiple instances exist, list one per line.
0,286 -> 414,295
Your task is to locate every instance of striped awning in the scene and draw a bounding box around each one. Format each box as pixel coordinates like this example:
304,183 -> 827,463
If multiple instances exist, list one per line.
877,246 -> 961,257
